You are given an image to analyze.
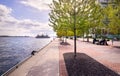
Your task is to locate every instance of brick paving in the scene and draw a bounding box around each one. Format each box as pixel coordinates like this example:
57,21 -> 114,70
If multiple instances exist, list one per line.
7,38 -> 120,76
59,38 -> 120,76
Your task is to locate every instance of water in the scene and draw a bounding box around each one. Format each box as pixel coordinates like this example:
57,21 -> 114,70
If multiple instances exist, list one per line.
0,37 -> 51,75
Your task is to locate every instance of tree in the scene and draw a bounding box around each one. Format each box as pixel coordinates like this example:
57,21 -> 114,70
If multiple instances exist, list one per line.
101,0 -> 120,39
49,0 -> 104,41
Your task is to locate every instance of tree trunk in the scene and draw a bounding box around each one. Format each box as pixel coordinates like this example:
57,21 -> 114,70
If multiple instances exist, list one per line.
86,34 -> 89,42
83,33 -> 85,41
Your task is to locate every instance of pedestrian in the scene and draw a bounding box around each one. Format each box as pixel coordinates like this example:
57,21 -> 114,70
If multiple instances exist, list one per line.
111,38 -> 114,45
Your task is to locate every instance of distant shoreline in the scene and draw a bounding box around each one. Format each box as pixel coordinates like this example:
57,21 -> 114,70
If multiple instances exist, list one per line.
0,35 -> 30,37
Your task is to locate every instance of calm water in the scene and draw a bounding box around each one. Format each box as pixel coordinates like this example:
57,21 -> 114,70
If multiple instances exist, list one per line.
0,37 -> 51,75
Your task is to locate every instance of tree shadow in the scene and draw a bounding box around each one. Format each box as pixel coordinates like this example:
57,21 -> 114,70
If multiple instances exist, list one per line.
60,42 -> 70,45
63,53 -> 119,76
113,46 -> 120,49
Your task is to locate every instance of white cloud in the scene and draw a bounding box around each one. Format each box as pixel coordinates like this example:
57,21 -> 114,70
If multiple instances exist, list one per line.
0,4 -> 54,36
20,0 -> 52,11
0,4 -> 12,17
0,26 -> 31,36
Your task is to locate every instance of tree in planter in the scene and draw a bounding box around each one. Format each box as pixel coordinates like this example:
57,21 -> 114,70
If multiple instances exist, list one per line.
74,0 -> 103,42
49,0 -> 70,42
49,0 -> 103,42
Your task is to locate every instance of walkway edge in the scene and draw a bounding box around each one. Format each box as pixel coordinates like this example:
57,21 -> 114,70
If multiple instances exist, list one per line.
1,41 -> 52,76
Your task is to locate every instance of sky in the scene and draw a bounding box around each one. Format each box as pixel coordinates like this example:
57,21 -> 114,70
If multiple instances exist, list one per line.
0,0 -> 56,37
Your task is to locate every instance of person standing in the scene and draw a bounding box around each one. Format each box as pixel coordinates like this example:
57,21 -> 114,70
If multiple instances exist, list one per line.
111,38 -> 114,45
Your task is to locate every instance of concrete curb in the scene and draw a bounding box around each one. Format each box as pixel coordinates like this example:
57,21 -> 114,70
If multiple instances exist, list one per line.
1,41 -> 52,76
1,56 -> 32,76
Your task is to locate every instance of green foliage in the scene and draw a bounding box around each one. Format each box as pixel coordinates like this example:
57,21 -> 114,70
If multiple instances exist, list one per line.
101,0 -> 120,35
49,0 -> 120,37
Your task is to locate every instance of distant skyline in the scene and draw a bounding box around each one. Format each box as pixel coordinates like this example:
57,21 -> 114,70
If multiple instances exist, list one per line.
0,0 -> 56,37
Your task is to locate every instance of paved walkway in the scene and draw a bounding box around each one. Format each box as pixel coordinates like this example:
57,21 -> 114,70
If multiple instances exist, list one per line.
59,38 -> 120,76
7,38 -> 120,76
8,39 -> 59,76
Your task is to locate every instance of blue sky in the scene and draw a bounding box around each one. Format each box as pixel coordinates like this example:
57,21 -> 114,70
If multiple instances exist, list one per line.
0,0 -> 55,36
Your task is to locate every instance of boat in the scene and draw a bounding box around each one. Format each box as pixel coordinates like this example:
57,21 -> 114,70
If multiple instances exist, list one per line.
35,34 -> 50,38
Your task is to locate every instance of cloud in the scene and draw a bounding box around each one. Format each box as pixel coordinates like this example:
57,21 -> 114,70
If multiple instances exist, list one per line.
0,4 -> 12,17
20,0 -> 52,11
0,4 -> 53,36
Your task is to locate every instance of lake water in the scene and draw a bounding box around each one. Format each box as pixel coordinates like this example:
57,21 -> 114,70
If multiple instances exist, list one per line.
0,37 -> 51,75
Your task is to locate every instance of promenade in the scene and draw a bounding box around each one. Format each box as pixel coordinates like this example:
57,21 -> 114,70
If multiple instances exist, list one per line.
8,39 -> 59,76
60,39 -> 120,76
7,38 -> 120,76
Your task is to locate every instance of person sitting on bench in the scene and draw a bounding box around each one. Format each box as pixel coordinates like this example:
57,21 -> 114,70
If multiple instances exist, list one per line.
93,38 -> 99,44
99,39 -> 108,45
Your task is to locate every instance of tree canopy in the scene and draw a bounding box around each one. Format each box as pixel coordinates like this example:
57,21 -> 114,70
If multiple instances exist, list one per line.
49,0 -> 120,39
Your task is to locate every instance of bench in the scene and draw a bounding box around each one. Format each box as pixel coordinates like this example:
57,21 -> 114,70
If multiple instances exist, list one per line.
93,38 -> 108,45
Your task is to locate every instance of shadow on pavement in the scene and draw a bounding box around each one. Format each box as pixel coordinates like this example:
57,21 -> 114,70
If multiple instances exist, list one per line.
63,52 -> 119,76
113,46 -> 120,49
60,42 -> 70,45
